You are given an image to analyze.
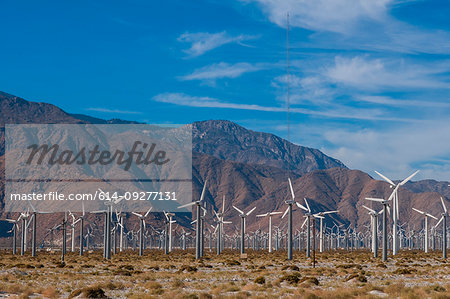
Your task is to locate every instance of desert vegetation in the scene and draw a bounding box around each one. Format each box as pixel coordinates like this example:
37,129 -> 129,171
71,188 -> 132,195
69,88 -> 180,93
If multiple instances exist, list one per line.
0,249 -> 448,298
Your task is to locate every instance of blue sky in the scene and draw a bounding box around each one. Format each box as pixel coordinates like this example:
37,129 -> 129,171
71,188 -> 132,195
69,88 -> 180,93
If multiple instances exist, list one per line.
1,0 -> 450,181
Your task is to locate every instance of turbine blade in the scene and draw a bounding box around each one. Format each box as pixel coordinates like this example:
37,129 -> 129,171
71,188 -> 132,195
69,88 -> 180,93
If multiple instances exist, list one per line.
199,180 -> 208,202
144,206 -> 153,217
426,213 -> 438,220
281,207 -> 289,219
399,170 -> 419,186
177,201 -> 196,209
256,213 -> 268,217
132,212 -> 143,218
301,217 -> 308,228
436,216 -> 443,227
362,205 -> 376,214
375,171 -> 395,185
441,197 -> 448,213
323,210 -> 338,215
233,205 -> 244,215
365,197 -> 385,203
304,198 -> 311,212
296,202 -> 308,211
288,177 -> 295,199
222,195 -> 225,214
412,207 -> 425,215
246,207 -> 256,216
270,211 -> 283,216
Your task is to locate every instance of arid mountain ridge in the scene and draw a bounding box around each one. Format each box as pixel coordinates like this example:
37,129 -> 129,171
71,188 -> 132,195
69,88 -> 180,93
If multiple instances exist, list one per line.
0,91 -> 449,243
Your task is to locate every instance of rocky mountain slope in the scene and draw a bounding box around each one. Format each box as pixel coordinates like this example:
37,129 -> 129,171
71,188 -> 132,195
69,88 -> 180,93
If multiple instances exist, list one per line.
0,91 -> 449,245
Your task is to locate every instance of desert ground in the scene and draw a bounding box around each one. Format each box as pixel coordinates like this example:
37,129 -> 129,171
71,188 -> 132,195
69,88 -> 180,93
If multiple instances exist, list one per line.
0,249 -> 449,298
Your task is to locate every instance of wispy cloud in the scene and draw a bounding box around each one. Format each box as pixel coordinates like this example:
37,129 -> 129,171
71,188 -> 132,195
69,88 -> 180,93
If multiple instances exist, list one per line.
320,120 -> 450,181
86,108 -> 142,115
177,31 -> 257,57
326,56 -> 450,90
179,62 -> 263,84
358,95 -> 450,108
243,0 -> 392,34
244,0 -> 450,54
152,92 -> 419,122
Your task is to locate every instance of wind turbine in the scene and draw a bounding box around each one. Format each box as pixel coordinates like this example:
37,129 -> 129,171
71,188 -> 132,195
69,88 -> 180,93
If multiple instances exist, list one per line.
177,180 -> 207,259
214,196 -> 232,255
296,198 -> 313,257
281,178 -> 299,260
163,212 -> 176,252
28,203 -> 53,257
375,170 -> 419,255
412,207 -> 438,253
362,205 -> 383,257
313,209 -> 338,253
131,207 -> 153,256
366,197 -> 390,261
6,215 -> 21,254
232,205 -> 256,254
435,197 -> 448,258
68,211 -> 81,253
256,211 -> 282,253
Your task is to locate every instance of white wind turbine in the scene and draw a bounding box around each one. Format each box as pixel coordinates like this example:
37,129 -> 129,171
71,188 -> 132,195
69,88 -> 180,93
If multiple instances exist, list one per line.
313,209 -> 339,253
366,197 -> 391,261
281,177 -> 301,260
232,205 -> 256,254
177,180 -> 208,259
256,211 -> 282,253
131,207 -> 153,256
296,197 -> 313,257
68,211 -> 81,253
362,205 -> 383,257
375,170 -> 419,255
412,207 -> 438,253
435,197 -> 448,258
163,212 -> 176,252
6,215 -> 22,255
214,195 -> 232,255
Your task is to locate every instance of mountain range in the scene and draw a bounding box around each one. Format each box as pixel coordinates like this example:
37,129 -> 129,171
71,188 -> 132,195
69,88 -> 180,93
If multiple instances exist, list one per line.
0,91 -> 449,244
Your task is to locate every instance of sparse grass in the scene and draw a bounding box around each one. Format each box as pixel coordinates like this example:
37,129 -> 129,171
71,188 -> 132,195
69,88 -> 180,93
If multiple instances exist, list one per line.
0,249 -> 448,298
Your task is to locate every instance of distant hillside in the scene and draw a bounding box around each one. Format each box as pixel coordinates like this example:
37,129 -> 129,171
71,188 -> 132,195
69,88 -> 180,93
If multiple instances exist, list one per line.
193,120 -> 347,175
0,91 -> 449,246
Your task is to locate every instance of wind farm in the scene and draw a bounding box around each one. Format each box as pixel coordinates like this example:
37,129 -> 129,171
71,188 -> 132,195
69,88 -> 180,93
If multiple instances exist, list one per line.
1,0 -> 450,298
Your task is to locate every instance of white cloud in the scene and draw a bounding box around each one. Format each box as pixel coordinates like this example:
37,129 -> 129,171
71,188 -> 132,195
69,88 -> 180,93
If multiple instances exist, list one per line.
177,31 -> 256,57
244,0 -> 391,34
326,56 -> 450,90
320,121 -> 450,181
244,0 -> 450,54
179,62 -> 263,84
358,95 -> 450,108
152,92 -> 418,122
85,108 -> 142,115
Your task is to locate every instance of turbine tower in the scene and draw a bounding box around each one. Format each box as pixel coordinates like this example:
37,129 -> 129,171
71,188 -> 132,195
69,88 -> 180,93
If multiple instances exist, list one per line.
131,207 -> 153,256
412,207 -> 438,253
366,197 -> 391,262
177,180 -> 208,259
313,209 -> 338,253
375,170 -> 419,255
256,211 -> 282,253
435,197 -> 448,258
362,205 -> 383,257
233,205 -> 256,254
281,178 -> 298,260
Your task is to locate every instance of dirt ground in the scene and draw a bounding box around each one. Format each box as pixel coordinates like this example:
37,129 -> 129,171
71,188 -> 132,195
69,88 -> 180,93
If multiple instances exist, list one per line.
0,249 -> 448,298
